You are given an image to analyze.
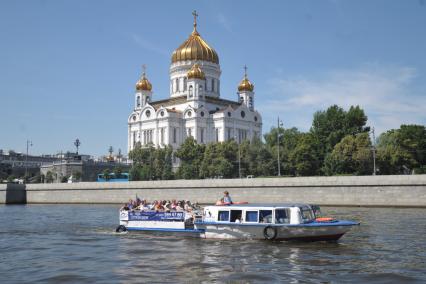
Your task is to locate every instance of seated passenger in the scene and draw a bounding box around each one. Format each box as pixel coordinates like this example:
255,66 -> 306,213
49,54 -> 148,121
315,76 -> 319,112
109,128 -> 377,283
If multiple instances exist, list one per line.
184,201 -> 193,212
171,199 -> 177,210
120,203 -> 130,211
215,198 -> 224,205
175,201 -> 184,211
154,201 -> 164,211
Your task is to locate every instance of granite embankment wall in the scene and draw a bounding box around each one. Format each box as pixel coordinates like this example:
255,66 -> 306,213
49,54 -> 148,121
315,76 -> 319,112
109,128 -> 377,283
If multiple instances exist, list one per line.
2,175 -> 426,207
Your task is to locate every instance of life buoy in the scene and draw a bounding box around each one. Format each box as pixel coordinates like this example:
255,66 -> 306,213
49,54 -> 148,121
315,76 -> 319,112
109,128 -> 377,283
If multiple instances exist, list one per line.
263,226 -> 278,240
116,225 -> 127,233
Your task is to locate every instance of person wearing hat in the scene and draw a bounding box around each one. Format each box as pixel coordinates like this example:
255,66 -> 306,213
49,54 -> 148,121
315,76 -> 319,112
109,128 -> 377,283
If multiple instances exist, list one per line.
223,191 -> 233,204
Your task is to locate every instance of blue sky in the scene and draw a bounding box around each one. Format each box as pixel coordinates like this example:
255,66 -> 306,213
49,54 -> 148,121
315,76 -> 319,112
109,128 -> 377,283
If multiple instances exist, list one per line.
1,0 -> 425,156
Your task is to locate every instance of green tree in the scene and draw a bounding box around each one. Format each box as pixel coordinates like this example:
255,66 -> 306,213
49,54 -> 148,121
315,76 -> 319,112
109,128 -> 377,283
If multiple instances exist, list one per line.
264,127 -> 302,176
45,171 -> 54,183
310,105 -> 369,173
376,125 -> 426,174
200,140 -> 237,178
288,133 -> 320,176
113,166 -> 123,179
161,146 -> 174,180
241,137 -> 275,177
128,144 -> 155,180
72,171 -> 82,181
324,132 -> 373,175
176,137 -> 205,179
102,169 -> 111,181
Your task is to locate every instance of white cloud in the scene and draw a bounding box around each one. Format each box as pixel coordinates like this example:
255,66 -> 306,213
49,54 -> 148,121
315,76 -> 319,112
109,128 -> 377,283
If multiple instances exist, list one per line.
217,13 -> 232,32
130,34 -> 169,56
259,63 -> 426,135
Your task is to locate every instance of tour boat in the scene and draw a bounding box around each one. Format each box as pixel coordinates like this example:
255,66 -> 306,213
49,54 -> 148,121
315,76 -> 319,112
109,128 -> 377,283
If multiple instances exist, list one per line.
116,203 -> 359,241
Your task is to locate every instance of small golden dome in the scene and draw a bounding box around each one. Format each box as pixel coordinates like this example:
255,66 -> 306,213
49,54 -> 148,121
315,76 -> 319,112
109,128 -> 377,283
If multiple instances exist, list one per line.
238,66 -> 254,92
187,64 -> 205,80
171,11 -> 219,64
136,70 -> 152,91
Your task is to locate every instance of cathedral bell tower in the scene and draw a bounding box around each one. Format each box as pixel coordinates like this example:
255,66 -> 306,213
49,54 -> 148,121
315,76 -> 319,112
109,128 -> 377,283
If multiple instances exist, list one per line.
237,66 -> 255,111
135,65 -> 152,109
186,63 -> 206,107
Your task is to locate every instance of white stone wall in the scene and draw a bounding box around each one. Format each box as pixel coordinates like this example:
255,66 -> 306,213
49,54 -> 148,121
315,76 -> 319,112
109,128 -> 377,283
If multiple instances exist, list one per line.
19,175 -> 426,207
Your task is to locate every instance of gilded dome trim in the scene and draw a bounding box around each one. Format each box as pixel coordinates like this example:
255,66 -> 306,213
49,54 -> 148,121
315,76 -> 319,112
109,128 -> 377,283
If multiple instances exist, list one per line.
187,63 -> 206,80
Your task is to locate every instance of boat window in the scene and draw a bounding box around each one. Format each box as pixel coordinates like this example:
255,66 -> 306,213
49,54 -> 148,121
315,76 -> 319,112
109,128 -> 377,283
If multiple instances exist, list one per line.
311,205 -> 322,218
300,208 -> 315,222
259,210 -> 273,223
230,210 -> 242,222
245,211 -> 258,222
275,209 -> 290,224
218,210 -> 230,222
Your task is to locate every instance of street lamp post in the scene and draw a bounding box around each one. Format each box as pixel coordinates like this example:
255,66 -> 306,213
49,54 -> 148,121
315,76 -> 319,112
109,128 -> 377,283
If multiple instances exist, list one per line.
371,127 -> 377,175
234,134 -> 241,178
25,140 -> 33,182
74,138 -> 81,155
277,117 -> 283,177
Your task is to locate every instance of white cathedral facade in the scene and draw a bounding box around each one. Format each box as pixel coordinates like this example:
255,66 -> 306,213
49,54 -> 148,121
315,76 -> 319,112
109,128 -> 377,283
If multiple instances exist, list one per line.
127,12 -> 262,164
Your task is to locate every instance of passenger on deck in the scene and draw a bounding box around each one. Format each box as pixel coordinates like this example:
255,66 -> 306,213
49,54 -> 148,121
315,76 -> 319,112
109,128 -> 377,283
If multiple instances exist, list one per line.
175,201 -> 184,211
171,199 -> 177,210
155,201 -> 164,211
223,191 -> 233,204
127,199 -> 134,210
184,201 -> 192,212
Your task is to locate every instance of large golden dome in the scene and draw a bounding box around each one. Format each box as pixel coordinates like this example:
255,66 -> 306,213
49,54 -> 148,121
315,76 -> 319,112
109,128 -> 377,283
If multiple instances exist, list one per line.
136,70 -> 152,91
171,12 -> 219,64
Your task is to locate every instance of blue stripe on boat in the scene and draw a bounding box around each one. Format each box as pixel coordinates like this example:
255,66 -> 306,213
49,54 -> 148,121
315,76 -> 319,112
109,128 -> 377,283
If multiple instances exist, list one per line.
196,220 -> 359,227
127,227 -> 205,233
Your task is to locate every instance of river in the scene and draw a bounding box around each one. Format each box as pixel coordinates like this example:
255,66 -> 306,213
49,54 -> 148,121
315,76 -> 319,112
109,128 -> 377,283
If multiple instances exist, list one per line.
0,205 -> 425,283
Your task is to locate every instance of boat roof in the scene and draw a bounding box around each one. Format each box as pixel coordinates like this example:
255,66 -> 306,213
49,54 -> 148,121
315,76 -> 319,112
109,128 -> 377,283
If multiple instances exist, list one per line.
206,203 -> 312,209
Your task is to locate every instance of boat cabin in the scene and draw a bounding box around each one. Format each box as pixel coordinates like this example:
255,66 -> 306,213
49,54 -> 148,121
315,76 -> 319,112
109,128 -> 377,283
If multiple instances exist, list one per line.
202,204 -> 315,225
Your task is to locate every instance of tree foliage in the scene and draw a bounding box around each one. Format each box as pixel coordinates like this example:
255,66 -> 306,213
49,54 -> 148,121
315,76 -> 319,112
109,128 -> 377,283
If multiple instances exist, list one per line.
128,144 -> 174,180
125,106 -> 424,179
310,105 -> 369,173
376,125 -> 426,174
324,133 -> 373,175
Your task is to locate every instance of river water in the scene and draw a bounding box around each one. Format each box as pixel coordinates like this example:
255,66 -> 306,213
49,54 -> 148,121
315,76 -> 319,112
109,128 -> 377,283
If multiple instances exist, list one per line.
0,205 -> 425,283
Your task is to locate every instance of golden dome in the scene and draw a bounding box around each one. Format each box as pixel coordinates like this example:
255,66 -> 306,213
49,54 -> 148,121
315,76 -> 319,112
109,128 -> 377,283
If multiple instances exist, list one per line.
187,64 -> 205,80
136,69 -> 152,91
171,11 -> 219,64
238,66 -> 254,92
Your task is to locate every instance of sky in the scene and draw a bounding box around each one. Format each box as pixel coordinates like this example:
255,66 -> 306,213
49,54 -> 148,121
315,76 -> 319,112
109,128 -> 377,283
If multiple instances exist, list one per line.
1,0 -> 425,156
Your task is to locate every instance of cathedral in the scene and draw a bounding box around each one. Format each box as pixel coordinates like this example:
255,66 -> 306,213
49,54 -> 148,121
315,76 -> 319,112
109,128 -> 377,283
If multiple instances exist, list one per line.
127,12 -> 262,164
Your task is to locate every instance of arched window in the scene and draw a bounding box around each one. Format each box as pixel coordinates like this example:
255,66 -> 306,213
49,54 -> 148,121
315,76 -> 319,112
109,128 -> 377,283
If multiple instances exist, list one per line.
189,85 -> 193,97
136,96 -> 140,107
212,78 -> 215,92
184,77 -> 187,91
175,78 -> 179,92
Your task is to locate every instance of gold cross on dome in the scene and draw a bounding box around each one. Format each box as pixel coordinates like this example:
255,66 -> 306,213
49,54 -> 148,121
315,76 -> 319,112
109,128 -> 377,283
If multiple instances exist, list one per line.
142,64 -> 146,76
192,10 -> 198,28
244,65 -> 248,78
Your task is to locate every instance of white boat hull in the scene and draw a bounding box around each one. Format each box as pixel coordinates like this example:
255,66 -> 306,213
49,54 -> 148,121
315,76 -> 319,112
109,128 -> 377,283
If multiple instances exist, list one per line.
196,221 -> 357,241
